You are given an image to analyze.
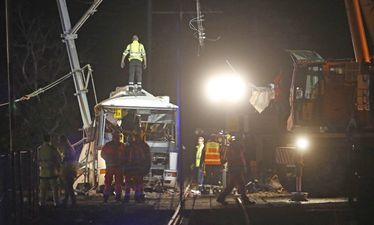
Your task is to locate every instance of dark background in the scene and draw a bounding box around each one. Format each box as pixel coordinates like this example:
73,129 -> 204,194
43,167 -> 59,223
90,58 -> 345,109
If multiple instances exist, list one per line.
1,0 -> 355,151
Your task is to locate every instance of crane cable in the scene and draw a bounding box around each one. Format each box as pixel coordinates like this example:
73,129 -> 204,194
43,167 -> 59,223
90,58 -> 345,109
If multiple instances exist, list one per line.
0,64 -> 93,107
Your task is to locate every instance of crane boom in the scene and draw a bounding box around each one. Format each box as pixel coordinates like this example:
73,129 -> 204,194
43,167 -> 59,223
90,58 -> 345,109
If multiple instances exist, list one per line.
344,0 -> 371,63
56,0 -> 97,129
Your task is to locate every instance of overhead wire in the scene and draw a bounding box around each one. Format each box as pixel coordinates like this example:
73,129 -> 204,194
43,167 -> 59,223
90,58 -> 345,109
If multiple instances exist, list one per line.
0,64 -> 94,107
188,1 -> 221,56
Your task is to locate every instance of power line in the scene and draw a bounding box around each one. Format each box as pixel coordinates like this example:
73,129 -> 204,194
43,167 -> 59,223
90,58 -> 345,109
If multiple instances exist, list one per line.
0,64 -> 94,107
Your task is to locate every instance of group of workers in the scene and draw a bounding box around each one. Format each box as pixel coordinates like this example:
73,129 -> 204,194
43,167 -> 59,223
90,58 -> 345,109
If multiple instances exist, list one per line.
193,131 -> 255,205
37,134 -> 77,207
37,128 -> 151,206
101,128 -> 151,203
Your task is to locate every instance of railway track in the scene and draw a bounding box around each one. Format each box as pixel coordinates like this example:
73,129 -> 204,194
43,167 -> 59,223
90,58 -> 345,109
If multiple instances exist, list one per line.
167,184 -> 191,225
167,182 -> 252,225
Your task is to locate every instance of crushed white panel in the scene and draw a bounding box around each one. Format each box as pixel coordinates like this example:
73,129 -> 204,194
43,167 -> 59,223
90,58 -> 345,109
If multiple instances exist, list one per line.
98,86 -> 178,109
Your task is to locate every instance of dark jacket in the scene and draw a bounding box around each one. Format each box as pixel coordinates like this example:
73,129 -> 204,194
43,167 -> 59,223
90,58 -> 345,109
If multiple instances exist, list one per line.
102,141 -> 126,167
226,140 -> 247,173
123,140 -> 151,176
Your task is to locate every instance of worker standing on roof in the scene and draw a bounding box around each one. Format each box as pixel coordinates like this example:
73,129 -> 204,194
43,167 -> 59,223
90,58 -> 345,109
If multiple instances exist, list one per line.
102,131 -> 126,203
120,35 -> 147,92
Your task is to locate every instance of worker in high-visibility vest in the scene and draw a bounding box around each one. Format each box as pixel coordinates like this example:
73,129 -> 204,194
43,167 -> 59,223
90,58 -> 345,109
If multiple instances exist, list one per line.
37,134 -> 61,206
120,35 -> 147,92
194,136 -> 205,191
204,134 -> 222,190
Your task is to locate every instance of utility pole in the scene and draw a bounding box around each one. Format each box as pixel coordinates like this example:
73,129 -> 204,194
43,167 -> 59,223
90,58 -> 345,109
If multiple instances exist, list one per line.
177,0 -> 184,209
147,0 -> 153,91
5,0 -> 17,224
147,0 -> 221,89
148,0 -> 222,207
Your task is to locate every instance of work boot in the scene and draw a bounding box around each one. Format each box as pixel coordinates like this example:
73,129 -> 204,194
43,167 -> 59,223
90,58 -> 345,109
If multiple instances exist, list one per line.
115,194 -> 121,202
216,197 -> 228,206
61,198 -> 68,207
103,194 -> 109,203
216,194 -> 229,205
241,196 -> 255,205
123,195 -> 130,203
135,194 -> 145,203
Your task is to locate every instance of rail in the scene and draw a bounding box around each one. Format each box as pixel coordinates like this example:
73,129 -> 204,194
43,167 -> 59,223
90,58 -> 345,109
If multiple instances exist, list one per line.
167,184 -> 191,225
235,197 -> 251,225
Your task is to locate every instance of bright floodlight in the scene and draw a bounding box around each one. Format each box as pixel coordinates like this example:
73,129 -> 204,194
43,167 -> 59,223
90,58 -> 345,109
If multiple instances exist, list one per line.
206,75 -> 246,103
296,137 -> 309,152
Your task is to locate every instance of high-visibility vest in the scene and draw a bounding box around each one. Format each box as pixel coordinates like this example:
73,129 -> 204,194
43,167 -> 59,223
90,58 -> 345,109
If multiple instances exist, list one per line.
195,144 -> 204,167
37,143 -> 60,178
123,41 -> 146,62
204,141 -> 221,165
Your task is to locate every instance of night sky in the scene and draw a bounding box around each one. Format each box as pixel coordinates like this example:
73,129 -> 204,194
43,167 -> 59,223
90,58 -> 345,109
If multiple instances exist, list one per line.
1,0 -> 355,149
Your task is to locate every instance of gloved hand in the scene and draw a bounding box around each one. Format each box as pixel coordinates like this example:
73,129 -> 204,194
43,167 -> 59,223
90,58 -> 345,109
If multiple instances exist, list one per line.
121,61 -> 125,69
190,164 -> 195,170
143,63 -> 147,70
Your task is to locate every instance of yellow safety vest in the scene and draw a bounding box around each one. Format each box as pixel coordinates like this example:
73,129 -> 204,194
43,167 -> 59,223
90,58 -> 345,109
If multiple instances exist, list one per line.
37,143 -> 60,178
195,144 -> 204,167
204,141 -> 221,165
124,40 -> 146,62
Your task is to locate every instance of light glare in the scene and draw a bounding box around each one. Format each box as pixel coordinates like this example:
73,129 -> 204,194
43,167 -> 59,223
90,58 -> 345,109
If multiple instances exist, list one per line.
206,75 -> 246,103
296,137 -> 309,152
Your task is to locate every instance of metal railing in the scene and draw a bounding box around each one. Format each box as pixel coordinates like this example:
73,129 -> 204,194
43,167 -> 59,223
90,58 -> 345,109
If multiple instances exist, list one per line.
0,150 -> 39,225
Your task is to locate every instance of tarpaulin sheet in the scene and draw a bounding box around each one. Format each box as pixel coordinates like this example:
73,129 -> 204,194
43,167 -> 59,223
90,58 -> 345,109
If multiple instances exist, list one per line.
249,87 -> 275,113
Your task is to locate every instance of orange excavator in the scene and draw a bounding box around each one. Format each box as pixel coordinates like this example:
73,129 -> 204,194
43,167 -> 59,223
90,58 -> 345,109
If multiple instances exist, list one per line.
240,0 -> 374,199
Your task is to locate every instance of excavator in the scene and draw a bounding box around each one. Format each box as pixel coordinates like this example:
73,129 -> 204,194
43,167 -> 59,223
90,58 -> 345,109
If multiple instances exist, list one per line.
241,0 -> 374,199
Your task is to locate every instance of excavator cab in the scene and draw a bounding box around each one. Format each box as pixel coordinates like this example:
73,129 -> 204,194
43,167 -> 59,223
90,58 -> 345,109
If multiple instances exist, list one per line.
287,50 -> 374,132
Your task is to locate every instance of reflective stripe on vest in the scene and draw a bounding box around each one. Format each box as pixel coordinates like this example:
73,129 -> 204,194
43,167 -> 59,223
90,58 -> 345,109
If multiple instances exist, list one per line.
204,141 -> 221,165
127,41 -> 145,61
195,144 -> 204,167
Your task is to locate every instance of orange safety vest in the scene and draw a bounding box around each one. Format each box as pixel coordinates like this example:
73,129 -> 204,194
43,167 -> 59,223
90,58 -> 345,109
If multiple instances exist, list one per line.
204,141 -> 221,165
